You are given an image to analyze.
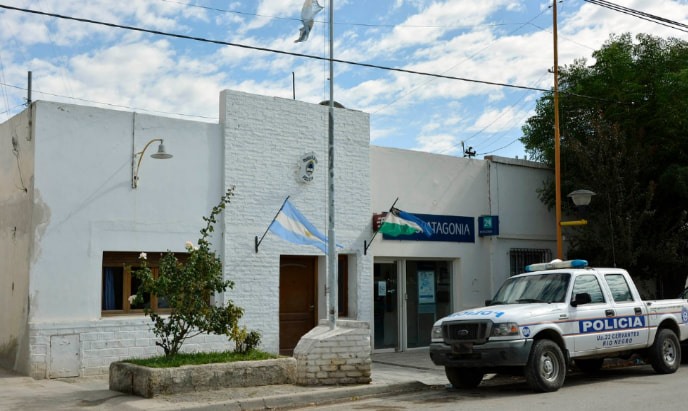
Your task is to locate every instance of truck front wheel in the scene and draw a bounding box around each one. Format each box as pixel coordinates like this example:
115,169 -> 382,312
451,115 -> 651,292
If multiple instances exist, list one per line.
445,367 -> 485,388
649,328 -> 680,374
524,339 -> 566,392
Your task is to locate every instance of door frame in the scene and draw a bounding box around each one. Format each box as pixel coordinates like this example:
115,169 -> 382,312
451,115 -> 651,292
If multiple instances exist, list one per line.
373,258 -> 405,352
373,257 -> 455,352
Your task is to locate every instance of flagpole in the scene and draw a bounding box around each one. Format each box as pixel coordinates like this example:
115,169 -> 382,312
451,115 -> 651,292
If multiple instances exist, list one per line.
363,197 -> 399,255
255,196 -> 290,253
326,0 -> 337,330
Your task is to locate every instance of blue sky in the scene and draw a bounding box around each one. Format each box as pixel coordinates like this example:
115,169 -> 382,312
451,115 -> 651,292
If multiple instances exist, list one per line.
1,0 -> 687,159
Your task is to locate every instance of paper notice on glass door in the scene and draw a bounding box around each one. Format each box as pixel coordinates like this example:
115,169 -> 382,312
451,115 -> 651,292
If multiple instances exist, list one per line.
418,271 -> 435,304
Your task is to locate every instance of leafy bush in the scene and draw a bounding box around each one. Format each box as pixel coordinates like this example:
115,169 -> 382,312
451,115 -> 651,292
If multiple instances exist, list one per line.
132,187 -> 260,357
231,324 -> 262,354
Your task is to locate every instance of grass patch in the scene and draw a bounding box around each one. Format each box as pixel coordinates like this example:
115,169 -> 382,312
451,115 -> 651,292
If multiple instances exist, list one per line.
125,350 -> 278,368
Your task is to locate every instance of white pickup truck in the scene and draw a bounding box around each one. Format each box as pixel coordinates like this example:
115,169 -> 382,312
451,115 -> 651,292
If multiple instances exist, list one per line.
429,260 -> 688,392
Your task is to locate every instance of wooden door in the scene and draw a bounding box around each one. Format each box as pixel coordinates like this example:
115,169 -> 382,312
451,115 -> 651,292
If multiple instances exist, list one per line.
279,256 -> 317,355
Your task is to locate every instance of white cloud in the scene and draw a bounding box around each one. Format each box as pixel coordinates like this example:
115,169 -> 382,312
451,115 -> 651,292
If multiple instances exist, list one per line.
412,133 -> 462,156
3,0 -> 688,161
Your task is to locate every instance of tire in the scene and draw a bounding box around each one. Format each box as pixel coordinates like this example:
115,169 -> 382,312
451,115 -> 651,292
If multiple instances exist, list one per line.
649,328 -> 681,374
445,367 -> 485,389
574,358 -> 604,373
524,339 -> 566,393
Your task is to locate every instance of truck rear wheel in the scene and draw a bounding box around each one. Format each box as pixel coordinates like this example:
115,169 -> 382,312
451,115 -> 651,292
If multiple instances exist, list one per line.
524,339 -> 566,392
649,328 -> 680,374
445,367 -> 484,388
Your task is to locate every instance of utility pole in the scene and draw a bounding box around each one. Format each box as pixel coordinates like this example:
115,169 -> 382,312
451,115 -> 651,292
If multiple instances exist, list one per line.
326,0 -> 337,330
27,71 -> 32,105
553,0 -> 563,259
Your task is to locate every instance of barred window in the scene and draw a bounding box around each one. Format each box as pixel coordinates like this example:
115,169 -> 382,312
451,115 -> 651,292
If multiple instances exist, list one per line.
509,248 -> 552,276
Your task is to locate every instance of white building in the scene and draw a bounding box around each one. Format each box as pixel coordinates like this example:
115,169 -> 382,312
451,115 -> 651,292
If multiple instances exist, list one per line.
0,90 -> 556,379
369,147 -> 555,350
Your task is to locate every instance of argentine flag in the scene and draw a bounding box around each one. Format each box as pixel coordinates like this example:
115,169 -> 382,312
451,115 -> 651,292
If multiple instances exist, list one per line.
269,199 -> 329,253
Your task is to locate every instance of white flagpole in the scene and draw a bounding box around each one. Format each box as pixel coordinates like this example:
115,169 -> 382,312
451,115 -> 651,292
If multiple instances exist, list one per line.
327,0 -> 337,330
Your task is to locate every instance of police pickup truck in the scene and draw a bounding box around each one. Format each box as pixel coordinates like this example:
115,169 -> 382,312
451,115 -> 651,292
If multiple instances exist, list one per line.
429,260 -> 688,392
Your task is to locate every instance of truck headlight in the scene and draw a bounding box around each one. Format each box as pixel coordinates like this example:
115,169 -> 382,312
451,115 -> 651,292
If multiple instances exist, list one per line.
491,322 -> 520,337
431,325 -> 444,340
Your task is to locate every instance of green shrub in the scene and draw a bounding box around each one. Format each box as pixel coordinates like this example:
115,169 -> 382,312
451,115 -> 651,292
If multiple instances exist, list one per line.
131,187 -> 260,357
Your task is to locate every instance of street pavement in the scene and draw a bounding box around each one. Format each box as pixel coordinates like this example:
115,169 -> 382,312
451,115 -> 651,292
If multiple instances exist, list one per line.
0,349 -> 450,411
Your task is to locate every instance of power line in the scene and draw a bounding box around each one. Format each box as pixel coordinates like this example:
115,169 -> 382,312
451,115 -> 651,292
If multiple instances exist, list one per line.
159,0 -> 533,30
0,4 -> 627,105
1,2 -> 641,159
0,4 -> 552,95
372,4 -> 551,117
583,0 -> 688,33
0,81 -> 217,120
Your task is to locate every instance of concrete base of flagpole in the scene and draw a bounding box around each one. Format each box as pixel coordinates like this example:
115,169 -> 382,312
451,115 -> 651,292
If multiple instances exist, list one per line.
293,319 -> 371,385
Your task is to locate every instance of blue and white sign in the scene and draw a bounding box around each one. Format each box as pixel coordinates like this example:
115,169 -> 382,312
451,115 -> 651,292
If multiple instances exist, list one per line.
382,213 -> 475,243
578,315 -> 646,333
478,215 -> 499,236
521,326 -> 531,337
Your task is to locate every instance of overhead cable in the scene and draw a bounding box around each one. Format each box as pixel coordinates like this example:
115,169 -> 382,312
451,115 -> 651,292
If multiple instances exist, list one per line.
583,0 -> 688,33
0,4 -> 562,96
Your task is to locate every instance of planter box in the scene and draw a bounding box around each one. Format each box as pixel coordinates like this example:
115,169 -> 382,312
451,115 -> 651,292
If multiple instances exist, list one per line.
109,357 -> 296,398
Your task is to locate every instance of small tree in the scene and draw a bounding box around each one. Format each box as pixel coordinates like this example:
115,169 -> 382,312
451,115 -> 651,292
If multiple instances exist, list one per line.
132,186 -> 259,357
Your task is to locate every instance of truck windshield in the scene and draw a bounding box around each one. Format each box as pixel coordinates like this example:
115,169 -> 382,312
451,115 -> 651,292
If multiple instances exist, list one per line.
490,273 -> 571,304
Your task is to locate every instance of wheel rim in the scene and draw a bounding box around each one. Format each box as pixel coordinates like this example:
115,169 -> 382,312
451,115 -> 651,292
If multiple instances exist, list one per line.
540,351 -> 559,382
662,338 -> 677,365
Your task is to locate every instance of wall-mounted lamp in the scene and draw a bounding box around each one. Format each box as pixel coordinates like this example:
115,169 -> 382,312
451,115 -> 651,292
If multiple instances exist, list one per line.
132,138 -> 173,189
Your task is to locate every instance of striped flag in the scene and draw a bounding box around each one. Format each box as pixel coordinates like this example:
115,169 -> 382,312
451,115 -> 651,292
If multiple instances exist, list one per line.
269,199 -> 329,252
379,208 -> 432,237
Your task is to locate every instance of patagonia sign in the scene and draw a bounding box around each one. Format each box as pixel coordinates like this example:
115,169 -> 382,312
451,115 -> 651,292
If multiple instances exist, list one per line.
382,213 -> 474,243
578,315 -> 646,333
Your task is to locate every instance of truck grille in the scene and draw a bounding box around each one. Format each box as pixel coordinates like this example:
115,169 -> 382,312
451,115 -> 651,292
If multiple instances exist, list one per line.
443,321 -> 491,344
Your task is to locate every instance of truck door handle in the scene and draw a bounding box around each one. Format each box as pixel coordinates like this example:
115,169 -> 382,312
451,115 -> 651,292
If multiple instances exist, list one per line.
634,307 -> 642,315
605,309 -> 615,317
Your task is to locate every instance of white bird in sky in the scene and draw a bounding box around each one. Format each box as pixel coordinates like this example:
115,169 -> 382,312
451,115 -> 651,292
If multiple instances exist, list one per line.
295,0 -> 324,43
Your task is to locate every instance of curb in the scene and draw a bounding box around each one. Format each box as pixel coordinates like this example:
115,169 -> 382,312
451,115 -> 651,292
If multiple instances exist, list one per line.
145,381 -> 433,411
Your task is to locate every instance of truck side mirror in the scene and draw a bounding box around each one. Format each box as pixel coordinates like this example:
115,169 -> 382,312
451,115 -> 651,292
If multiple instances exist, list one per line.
485,299 -> 492,306
571,292 -> 592,307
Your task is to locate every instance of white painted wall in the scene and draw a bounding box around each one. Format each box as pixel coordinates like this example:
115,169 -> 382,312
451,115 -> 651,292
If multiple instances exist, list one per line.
370,147 -> 557,311
0,106 -> 34,374
1,90 -> 555,378
7,92 -> 372,377
30,102 -> 223,322
219,90 -> 373,354
23,101 -> 225,377
487,156 -> 557,287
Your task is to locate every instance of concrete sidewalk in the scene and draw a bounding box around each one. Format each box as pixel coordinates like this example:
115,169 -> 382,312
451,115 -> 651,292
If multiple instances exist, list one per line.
0,349 -> 449,411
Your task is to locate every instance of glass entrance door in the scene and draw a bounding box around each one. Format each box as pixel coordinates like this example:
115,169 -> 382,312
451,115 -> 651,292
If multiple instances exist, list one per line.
373,262 -> 398,349
405,260 -> 452,348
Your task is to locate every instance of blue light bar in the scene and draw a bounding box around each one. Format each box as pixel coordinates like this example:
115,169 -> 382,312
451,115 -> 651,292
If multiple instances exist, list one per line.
525,259 -> 589,272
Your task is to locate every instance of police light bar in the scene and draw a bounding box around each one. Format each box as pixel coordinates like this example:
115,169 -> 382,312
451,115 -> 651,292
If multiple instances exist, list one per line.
525,259 -> 588,272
